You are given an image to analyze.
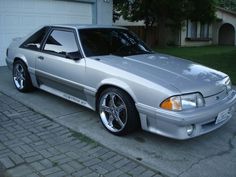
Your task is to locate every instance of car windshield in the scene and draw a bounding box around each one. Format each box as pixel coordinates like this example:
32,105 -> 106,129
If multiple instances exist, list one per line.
79,28 -> 152,57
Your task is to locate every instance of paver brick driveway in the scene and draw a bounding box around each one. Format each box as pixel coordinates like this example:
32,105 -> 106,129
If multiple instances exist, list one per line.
0,92 -> 162,177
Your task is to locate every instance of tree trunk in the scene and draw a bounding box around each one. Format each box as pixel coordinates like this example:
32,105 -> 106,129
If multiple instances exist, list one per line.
158,18 -> 167,47
144,24 -> 149,44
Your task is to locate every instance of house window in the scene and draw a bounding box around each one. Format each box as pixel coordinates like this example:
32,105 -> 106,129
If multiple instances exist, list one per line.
187,21 -> 197,39
200,23 -> 209,38
186,20 -> 210,41
190,21 -> 197,38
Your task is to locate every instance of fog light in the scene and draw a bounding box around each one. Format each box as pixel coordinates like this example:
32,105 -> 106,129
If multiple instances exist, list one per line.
186,125 -> 194,136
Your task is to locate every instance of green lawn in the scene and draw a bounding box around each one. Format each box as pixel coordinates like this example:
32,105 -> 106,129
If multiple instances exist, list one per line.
154,46 -> 236,84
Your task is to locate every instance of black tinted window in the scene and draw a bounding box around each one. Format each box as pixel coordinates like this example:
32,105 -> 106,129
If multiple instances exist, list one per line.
21,27 -> 49,50
79,28 -> 152,57
43,30 -> 78,57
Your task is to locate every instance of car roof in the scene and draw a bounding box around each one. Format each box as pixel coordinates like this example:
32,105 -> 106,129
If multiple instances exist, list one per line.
50,24 -> 127,30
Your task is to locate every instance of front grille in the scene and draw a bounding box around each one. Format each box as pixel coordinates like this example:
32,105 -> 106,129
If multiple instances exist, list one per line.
201,119 -> 217,130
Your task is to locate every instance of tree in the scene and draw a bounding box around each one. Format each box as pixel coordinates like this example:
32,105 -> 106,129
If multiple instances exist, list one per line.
216,0 -> 236,11
113,0 -> 157,42
113,0 -> 216,47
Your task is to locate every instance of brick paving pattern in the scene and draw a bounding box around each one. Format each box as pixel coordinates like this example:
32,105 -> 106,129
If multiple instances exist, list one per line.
0,92 -> 163,177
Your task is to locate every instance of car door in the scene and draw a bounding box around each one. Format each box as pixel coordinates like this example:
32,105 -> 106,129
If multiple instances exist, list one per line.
35,27 -> 87,101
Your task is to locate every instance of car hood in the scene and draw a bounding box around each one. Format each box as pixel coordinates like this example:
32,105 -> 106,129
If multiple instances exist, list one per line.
96,53 -> 228,97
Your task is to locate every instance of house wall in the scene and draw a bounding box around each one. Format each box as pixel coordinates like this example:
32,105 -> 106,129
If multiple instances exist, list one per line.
114,16 -> 145,26
212,10 -> 236,46
180,9 -> 236,47
0,0 -> 113,66
96,0 -> 113,25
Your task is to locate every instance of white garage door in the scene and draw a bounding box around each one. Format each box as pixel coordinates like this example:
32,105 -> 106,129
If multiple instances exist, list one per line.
0,0 -> 93,66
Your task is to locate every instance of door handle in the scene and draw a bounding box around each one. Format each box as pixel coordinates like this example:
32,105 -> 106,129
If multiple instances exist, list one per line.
38,56 -> 44,60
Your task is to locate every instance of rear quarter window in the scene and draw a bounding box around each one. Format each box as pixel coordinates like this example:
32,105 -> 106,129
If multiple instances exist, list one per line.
20,27 -> 49,51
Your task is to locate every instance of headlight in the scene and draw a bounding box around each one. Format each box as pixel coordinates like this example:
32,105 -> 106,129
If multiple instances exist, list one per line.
160,93 -> 205,111
225,77 -> 232,91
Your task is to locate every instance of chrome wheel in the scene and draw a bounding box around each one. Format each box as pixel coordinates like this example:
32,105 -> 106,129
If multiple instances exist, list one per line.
99,92 -> 128,133
13,63 -> 26,90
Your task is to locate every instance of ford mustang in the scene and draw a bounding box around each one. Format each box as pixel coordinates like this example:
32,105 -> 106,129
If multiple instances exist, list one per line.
6,25 -> 236,139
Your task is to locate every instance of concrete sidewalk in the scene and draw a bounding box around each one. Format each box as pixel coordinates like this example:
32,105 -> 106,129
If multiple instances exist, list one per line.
0,66 -> 236,177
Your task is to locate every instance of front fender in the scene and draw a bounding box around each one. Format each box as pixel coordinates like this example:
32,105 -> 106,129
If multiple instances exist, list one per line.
98,78 -> 138,103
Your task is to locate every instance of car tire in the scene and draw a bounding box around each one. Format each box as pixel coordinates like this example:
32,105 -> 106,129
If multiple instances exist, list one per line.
13,60 -> 34,92
98,87 -> 140,136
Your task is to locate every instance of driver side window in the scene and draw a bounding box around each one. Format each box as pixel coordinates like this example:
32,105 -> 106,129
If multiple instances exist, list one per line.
43,29 -> 80,59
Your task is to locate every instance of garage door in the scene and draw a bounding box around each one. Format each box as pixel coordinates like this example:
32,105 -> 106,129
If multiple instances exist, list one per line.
0,0 -> 93,66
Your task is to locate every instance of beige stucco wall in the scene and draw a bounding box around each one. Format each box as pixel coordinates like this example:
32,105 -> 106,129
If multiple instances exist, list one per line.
180,9 -> 236,46
212,10 -> 236,46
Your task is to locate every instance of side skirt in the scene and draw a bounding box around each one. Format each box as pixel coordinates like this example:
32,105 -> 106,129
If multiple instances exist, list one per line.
39,84 -> 94,110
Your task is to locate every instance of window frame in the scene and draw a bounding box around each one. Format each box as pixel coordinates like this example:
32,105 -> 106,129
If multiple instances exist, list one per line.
41,27 -> 83,59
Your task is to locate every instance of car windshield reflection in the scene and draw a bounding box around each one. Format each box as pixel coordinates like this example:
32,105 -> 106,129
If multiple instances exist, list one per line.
79,28 -> 152,57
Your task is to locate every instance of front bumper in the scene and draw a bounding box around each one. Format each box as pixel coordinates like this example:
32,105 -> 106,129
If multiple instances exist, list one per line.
136,90 -> 236,140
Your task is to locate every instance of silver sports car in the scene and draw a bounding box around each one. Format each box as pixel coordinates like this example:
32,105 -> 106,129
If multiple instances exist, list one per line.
6,25 -> 236,139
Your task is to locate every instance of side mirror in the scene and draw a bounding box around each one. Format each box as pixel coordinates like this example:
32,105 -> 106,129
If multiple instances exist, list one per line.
66,52 -> 82,61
